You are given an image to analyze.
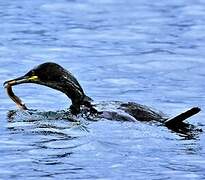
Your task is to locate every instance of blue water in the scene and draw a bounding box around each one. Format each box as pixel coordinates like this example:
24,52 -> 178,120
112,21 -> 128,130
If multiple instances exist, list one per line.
0,0 -> 205,179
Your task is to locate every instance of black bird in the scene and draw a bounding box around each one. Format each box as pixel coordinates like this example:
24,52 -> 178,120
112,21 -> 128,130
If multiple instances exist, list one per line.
3,62 -> 201,135
4,62 -> 93,114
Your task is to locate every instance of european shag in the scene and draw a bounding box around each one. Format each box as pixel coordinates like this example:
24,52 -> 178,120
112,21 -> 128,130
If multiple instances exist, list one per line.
3,62 -> 201,131
4,62 -> 93,114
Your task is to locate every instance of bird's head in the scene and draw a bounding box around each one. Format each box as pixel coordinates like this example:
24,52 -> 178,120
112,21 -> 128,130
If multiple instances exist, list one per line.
4,62 -> 88,113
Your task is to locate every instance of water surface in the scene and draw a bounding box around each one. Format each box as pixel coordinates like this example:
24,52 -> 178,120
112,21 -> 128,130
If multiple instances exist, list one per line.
0,0 -> 205,179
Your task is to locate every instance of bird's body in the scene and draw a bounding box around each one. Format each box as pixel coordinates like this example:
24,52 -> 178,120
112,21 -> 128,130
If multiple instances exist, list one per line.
3,62 -> 201,135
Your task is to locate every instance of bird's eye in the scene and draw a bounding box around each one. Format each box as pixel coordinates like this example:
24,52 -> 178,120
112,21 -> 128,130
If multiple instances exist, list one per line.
31,71 -> 35,76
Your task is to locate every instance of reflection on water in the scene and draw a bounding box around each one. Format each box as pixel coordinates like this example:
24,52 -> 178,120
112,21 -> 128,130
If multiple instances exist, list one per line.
0,0 -> 205,179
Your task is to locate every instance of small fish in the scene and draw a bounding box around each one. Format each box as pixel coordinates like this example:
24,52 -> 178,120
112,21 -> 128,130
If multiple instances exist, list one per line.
4,83 -> 28,110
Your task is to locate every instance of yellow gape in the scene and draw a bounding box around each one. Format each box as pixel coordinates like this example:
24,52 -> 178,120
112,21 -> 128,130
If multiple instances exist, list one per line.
28,75 -> 38,81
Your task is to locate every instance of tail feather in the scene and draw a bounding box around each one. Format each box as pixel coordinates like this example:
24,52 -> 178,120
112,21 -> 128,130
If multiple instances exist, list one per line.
165,107 -> 201,127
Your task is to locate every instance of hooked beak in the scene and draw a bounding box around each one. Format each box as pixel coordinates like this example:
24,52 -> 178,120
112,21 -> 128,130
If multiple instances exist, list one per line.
3,75 -> 39,88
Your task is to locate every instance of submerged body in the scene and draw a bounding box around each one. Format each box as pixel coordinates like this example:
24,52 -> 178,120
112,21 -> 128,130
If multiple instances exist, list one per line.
3,62 -> 201,134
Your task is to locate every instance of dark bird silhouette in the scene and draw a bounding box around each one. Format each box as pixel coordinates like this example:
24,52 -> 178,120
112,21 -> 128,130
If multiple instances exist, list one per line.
3,62 -> 202,136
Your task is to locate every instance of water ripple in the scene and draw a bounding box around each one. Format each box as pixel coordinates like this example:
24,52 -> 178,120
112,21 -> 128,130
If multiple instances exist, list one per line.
0,0 -> 205,179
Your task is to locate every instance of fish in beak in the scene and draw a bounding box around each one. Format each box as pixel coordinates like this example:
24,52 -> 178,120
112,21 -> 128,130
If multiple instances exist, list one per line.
3,75 -> 39,110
